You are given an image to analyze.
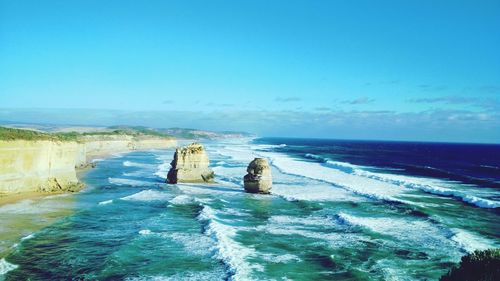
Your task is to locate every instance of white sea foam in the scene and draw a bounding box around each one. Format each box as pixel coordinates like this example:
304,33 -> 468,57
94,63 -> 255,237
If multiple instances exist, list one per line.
177,183 -> 242,196
336,212 -> 464,255
139,229 -> 152,235
20,233 -> 35,241
304,152 -> 500,208
296,152 -> 500,209
351,169 -> 500,208
272,182 -> 365,202
451,228 -> 498,253
249,144 -> 287,150
261,253 -> 301,263
212,166 -> 244,178
268,215 -> 336,228
253,221 -> 363,249
236,214 -> 367,249
123,160 -> 136,167
161,232 -> 215,256
122,171 -> 151,177
221,208 -> 249,217
216,144 -> 411,204
108,177 -> 152,186
258,151 -> 409,203
214,146 -> 257,162
374,259 -> 414,281
305,153 -> 361,173
169,195 -> 194,205
211,166 -> 245,187
123,161 -> 154,168
98,199 -> 113,205
154,162 -> 171,179
304,153 -> 323,160
197,205 -> 261,281
0,258 -> 18,276
125,269 -> 226,281
120,190 -> 170,202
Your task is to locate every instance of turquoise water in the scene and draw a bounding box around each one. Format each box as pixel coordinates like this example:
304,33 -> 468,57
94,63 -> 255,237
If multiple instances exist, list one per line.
1,139 -> 499,280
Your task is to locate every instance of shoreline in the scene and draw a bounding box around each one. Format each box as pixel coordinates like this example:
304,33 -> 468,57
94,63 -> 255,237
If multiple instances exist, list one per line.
0,165 -> 95,261
0,143 -> 177,207
0,160 -> 98,207
0,135 -> 177,204
0,146 -> 174,262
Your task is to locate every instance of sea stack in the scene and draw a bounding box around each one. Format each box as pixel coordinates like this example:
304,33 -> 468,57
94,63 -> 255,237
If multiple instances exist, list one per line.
243,158 -> 272,194
166,143 -> 215,184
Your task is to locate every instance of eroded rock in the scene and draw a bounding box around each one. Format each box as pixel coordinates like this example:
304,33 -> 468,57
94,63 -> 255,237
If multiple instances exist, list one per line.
166,143 -> 215,184
243,158 -> 272,194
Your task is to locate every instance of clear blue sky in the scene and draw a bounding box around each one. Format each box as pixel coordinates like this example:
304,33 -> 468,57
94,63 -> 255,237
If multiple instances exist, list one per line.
1,0 -> 499,142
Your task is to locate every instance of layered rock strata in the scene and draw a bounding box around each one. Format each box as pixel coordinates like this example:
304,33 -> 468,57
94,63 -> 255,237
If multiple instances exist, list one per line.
167,143 -> 214,183
0,136 -> 177,194
243,158 -> 272,194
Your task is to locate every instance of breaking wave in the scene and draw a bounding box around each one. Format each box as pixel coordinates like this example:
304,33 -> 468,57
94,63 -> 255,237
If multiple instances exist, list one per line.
197,205 -> 261,281
258,151 -> 409,204
120,189 -> 171,202
303,153 -> 500,208
108,177 -> 153,186
0,258 -> 18,277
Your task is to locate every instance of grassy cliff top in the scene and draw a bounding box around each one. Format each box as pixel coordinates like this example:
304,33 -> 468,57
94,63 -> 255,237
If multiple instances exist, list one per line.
0,126 -> 174,141
0,127 -> 78,141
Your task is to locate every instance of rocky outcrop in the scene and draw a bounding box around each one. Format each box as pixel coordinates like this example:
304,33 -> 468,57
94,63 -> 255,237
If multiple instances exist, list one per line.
167,143 -> 214,184
243,158 -> 272,194
0,136 -> 177,194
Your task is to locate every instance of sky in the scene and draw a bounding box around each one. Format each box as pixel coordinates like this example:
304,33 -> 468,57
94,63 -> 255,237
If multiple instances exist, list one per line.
0,0 -> 499,143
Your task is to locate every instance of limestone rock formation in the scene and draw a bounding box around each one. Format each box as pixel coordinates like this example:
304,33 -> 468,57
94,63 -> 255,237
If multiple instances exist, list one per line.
166,143 -> 215,184
243,158 -> 272,194
0,130 -> 176,195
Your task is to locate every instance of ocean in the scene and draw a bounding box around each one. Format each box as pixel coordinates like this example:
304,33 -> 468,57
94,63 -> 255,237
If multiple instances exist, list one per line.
1,138 -> 499,280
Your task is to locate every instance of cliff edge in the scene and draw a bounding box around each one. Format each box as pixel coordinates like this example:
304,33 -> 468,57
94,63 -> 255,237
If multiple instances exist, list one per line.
0,127 -> 177,194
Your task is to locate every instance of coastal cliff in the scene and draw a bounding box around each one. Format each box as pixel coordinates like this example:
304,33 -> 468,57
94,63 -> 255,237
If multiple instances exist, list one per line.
0,130 -> 176,194
0,140 -> 83,193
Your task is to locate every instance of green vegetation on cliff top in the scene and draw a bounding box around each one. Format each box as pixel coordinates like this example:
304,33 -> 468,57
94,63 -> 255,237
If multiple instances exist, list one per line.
0,126 -> 174,141
0,127 -> 78,141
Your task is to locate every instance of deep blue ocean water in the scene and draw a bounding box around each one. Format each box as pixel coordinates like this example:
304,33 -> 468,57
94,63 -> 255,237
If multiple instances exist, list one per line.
1,138 -> 499,280
256,138 -> 500,190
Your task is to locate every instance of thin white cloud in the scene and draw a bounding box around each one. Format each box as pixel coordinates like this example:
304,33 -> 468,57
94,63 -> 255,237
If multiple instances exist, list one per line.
275,97 -> 302,102
341,97 -> 375,105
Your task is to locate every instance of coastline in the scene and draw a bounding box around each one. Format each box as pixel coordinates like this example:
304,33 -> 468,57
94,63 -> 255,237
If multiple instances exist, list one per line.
0,145 -> 176,263
0,158 -> 91,260
0,138 -> 498,280
0,142 -> 174,206
0,163 -> 94,206
0,135 -> 177,196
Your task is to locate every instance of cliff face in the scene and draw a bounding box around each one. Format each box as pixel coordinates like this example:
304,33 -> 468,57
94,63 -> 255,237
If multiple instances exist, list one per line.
0,136 -> 176,194
0,141 -> 83,193
243,158 -> 272,194
167,143 -> 214,184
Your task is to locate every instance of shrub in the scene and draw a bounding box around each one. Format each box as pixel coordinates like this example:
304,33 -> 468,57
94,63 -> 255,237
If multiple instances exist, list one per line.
440,249 -> 500,281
